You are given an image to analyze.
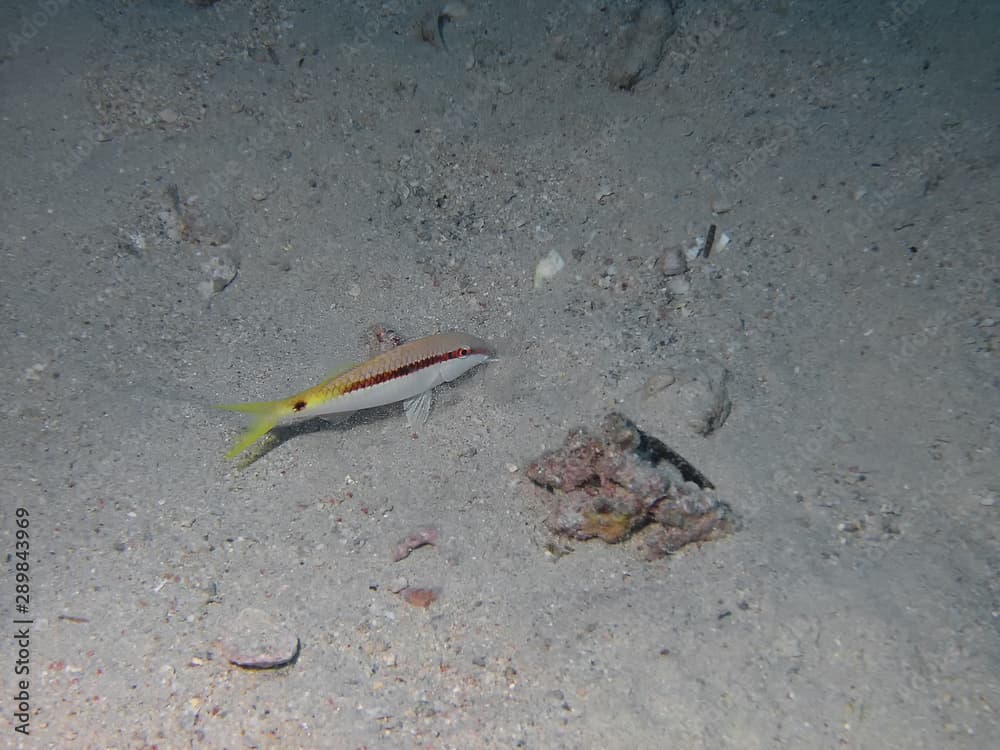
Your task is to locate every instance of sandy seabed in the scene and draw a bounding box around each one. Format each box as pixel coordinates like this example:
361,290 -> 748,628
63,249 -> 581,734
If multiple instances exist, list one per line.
1,1 -> 998,748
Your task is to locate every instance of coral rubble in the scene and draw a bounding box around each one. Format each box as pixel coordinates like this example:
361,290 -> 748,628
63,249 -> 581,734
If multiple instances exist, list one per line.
526,413 -> 732,559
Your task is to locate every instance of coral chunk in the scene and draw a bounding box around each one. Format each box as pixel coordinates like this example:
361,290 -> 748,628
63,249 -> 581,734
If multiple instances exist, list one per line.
525,413 -> 732,558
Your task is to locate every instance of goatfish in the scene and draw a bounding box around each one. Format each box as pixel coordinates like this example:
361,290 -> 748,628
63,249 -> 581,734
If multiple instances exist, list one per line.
216,332 -> 494,460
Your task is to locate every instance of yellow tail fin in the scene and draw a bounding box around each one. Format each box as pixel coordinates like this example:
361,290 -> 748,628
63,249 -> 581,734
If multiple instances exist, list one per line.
215,399 -> 285,459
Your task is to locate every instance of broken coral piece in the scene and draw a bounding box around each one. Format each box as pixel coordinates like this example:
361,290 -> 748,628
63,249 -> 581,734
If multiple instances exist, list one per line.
525,413 -> 732,559
391,527 -> 440,562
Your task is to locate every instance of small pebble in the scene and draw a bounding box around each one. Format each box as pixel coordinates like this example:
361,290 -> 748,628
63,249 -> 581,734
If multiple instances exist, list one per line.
23,363 -> 46,382
198,255 -> 239,298
533,249 -> 565,288
401,587 -> 438,608
667,277 -> 690,295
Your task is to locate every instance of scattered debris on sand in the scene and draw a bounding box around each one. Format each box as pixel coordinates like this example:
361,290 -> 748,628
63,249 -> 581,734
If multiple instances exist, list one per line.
363,323 -> 405,356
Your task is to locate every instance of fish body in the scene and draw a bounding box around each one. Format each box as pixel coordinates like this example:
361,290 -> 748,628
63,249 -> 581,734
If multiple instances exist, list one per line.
216,332 -> 493,459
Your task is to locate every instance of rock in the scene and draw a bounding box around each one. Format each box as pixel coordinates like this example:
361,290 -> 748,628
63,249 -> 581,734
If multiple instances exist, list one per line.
639,361 -> 732,436
525,413 -> 732,558
606,2 -> 677,90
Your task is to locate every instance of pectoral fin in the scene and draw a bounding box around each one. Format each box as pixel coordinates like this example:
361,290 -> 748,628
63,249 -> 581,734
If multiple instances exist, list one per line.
403,389 -> 433,428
